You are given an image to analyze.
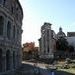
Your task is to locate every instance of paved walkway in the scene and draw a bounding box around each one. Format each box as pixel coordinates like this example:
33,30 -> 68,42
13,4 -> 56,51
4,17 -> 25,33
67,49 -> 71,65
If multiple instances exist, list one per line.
14,61 -> 75,75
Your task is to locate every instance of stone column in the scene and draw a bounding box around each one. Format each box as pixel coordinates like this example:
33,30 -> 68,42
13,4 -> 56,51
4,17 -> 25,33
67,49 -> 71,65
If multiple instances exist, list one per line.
15,52 -> 17,69
45,30 -> 48,54
38,39 -> 41,55
49,30 -> 52,54
41,36 -> 44,55
44,32 -> 46,54
3,16 -> 7,40
18,48 -> 22,68
2,52 -> 6,72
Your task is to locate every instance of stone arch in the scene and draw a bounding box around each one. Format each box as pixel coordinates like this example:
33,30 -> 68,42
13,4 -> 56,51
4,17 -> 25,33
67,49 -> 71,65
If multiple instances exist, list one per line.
13,51 -> 15,69
7,21 -> 11,39
6,50 -> 11,71
0,16 -> 4,36
0,49 -> 2,72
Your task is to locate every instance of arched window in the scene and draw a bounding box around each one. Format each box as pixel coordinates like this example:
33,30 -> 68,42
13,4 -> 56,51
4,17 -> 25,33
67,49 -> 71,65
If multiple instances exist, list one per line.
13,25 -> 15,39
0,49 -> 2,72
7,21 -> 11,39
6,50 -> 11,70
16,7 -> 19,20
13,51 -> 15,69
0,16 -> 4,36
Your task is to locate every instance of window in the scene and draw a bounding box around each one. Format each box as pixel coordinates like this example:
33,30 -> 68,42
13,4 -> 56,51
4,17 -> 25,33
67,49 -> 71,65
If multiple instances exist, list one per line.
0,49 -> 2,72
13,51 -> 15,69
17,28 -> 19,37
0,16 -> 4,36
13,25 -> 15,39
11,6 -> 14,13
15,7 -> 18,20
7,21 -> 11,39
6,50 -> 11,70
3,0 -> 6,5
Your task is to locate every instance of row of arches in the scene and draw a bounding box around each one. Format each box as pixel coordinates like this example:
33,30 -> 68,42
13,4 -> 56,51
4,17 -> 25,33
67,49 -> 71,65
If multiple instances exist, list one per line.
0,0 -> 23,22
0,49 -> 16,72
0,16 -> 15,39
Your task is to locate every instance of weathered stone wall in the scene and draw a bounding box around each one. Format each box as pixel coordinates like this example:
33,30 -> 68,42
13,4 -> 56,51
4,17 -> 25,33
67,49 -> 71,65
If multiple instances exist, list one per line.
39,23 -> 55,59
0,0 -> 23,74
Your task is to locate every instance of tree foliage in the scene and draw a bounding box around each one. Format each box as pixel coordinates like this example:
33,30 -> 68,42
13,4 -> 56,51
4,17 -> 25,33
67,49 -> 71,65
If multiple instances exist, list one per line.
56,37 -> 68,51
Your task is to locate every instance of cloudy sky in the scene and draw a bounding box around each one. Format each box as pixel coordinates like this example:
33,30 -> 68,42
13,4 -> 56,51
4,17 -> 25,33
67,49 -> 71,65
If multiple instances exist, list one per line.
19,0 -> 75,46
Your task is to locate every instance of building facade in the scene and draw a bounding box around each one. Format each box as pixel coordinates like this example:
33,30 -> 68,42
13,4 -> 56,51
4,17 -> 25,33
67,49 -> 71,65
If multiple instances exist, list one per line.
39,23 -> 75,60
0,0 -> 23,74
39,22 -> 56,59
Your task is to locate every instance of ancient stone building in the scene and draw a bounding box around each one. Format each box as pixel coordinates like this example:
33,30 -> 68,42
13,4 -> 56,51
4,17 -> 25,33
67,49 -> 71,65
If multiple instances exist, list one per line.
38,22 -> 56,59
0,0 -> 23,74
39,25 -> 75,60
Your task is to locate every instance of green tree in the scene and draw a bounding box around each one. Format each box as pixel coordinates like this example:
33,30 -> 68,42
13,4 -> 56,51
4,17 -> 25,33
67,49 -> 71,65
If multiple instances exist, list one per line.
56,37 -> 68,51
68,45 -> 74,52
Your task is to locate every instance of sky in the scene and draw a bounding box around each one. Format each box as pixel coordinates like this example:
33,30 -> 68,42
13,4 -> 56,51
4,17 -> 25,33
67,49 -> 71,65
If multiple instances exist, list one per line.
19,0 -> 75,46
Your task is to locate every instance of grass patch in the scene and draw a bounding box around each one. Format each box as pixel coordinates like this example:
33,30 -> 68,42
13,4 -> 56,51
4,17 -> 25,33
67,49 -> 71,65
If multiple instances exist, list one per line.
58,68 -> 75,74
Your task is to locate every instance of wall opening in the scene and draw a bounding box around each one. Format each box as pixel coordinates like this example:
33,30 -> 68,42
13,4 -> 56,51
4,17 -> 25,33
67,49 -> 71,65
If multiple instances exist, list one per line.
0,49 -> 2,72
13,51 -> 15,69
6,50 -> 11,71
0,16 -> 4,36
7,21 -> 11,39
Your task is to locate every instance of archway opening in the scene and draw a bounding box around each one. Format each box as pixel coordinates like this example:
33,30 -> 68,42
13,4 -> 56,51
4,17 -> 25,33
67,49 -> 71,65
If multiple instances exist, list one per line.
0,16 -> 4,36
6,50 -> 11,71
13,26 -> 15,39
13,51 -> 15,69
0,49 -> 2,72
7,21 -> 11,39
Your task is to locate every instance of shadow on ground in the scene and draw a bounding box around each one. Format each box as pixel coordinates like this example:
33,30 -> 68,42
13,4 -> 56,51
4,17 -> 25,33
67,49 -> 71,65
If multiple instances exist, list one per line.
14,63 -> 75,75
54,70 -> 75,75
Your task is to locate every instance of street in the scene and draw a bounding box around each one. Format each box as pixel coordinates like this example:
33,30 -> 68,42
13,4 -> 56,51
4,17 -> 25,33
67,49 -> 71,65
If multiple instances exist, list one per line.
14,61 -> 75,75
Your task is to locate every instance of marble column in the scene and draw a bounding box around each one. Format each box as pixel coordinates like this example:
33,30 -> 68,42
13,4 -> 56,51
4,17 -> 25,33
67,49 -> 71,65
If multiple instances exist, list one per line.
41,36 -> 44,55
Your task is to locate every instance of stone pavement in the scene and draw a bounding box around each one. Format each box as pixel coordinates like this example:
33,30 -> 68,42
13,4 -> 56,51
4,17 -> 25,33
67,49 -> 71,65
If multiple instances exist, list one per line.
14,63 -> 35,75
14,62 -> 75,75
